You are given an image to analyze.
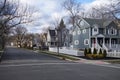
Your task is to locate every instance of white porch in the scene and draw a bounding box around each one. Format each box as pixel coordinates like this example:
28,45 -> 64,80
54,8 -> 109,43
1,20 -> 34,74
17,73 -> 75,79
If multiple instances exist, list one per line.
91,34 -> 120,51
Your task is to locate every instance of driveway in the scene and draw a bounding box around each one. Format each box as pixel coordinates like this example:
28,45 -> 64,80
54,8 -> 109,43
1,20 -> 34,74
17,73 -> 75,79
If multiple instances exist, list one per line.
0,47 -> 120,80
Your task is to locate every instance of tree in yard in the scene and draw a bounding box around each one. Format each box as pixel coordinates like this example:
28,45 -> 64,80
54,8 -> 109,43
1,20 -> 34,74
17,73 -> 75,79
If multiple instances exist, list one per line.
13,26 -> 28,48
24,33 -> 34,48
57,19 -> 65,47
39,33 -> 47,47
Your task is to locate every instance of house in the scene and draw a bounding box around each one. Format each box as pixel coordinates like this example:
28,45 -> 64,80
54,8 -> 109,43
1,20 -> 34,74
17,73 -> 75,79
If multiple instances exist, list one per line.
57,26 -> 70,47
47,29 -> 57,47
47,28 -> 70,48
72,18 -> 120,52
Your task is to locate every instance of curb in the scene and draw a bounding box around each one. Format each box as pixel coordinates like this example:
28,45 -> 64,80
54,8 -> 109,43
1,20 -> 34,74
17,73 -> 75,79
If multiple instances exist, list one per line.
39,51 -> 80,61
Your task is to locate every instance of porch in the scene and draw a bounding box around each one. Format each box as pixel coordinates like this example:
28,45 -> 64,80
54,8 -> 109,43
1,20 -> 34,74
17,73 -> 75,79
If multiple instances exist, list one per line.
91,34 -> 120,51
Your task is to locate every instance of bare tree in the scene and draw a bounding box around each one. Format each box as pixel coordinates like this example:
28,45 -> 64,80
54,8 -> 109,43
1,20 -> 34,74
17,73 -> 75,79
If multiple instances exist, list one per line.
13,26 -> 27,48
0,0 -> 37,49
23,33 -> 34,48
39,33 -> 47,47
84,0 -> 120,20
63,0 -> 81,27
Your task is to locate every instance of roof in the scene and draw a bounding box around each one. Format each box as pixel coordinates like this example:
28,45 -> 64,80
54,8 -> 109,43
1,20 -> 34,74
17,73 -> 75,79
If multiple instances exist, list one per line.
91,34 -> 120,38
49,30 -> 56,36
83,18 -> 112,28
91,34 -> 105,38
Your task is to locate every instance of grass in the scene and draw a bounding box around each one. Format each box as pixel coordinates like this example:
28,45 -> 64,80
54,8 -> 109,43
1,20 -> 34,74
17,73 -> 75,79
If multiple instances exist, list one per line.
104,59 -> 120,64
39,50 -> 80,61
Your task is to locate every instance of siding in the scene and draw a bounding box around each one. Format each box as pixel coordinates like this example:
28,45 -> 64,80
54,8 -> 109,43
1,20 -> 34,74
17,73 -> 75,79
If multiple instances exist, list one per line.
73,26 -> 89,49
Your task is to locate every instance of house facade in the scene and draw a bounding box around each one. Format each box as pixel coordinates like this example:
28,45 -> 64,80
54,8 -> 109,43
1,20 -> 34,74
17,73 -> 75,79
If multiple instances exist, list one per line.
47,30 -> 57,47
72,18 -> 120,52
47,28 -> 69,47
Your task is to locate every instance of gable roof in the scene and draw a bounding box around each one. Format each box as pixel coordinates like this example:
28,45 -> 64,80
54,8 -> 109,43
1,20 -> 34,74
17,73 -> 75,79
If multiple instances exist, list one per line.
49,30 -> 56,36
83,18 -> 112,28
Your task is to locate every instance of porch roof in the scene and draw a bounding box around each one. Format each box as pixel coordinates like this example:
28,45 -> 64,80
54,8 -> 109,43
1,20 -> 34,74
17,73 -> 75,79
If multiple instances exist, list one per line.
91,34 -> 105,38
104,35 -> 120,38
91,34 -> 120,38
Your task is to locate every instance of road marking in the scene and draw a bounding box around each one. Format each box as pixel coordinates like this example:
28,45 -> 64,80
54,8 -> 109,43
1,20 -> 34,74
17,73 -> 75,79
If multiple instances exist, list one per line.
1,60 -> 120,69
76,60 -> 120,69
93,64 -> 120,69
0,62 -> 80,67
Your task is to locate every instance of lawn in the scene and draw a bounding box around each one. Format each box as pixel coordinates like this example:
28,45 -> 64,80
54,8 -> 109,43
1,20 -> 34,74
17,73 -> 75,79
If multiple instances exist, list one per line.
104,59 -> 120,64
39,50 -> 80,61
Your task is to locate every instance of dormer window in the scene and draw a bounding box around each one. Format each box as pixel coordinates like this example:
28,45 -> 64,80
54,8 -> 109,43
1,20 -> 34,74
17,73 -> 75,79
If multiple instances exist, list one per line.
94,28 -> 97,32
108,27 -> 117,35
92,25 -> 98,35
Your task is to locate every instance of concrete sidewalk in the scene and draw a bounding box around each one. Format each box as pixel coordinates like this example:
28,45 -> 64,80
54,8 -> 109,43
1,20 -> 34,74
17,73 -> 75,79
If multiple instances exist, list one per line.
75,59 -> 110,65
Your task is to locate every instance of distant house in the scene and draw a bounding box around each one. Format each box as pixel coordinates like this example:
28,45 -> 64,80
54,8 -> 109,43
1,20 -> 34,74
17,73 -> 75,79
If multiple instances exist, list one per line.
71,18 -> 120,52
47,28 -> 70,47
57,26 -> 70,47
47,30 -> 57,47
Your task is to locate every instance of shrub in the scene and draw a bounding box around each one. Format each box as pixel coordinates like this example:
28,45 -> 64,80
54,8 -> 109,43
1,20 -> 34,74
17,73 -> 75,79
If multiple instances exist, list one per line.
84,48 -> 87,56
87,54 -> 93,59
103,50 -> 107,58
93,48 -> 97,54
99,49 -> 102,54
92,54 -> 97,59
88,48 -> 92,54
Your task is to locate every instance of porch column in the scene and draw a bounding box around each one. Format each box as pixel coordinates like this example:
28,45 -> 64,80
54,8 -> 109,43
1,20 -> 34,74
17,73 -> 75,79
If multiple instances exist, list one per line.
95,37 -> 97,48
109,38 -> 111,49
103,38 -> 105,45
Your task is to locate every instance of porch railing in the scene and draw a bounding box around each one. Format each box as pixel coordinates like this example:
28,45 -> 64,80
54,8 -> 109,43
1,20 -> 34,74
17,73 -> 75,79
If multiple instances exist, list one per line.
105,44 -> 120,49
92,43 -> 120,51
102,43 -> 108,51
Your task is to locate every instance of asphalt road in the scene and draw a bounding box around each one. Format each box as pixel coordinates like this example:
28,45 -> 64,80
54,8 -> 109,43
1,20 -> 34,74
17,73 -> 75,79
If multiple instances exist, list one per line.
0,47 -> 120,80
1,47 -> 67,64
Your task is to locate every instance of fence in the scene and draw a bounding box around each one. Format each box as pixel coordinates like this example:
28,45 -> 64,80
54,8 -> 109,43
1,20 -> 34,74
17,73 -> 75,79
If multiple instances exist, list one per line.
107,51 -> 120,58
49,47 -> 84,56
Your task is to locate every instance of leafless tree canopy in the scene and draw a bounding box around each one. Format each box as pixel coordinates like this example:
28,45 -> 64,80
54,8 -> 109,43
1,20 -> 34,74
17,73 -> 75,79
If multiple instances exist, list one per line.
0,0 -> 36,49
13,26 -> 28,48
63,0 -> 81,27
81,0 -> 120,20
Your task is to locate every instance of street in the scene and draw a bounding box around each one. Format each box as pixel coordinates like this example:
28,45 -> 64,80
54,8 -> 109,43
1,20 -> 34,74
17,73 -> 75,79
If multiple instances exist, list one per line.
0,47 -> 120,80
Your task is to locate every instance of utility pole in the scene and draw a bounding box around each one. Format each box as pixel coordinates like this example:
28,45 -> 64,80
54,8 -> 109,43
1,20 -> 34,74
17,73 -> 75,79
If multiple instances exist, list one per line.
56,28 -> 59,55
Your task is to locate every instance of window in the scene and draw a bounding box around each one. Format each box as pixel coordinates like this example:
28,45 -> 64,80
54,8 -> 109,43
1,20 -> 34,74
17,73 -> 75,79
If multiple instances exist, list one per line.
78,30 -> 81,35
92,25 -> 98,35
94,28 -> 97,32
84,39 -> 89,45
80,21 -> 84,26
74,40 -> 79,45
73,31 -> 76,35
99,28 -> 104,34
82,29 -> 86,34
108,27 -> 117,35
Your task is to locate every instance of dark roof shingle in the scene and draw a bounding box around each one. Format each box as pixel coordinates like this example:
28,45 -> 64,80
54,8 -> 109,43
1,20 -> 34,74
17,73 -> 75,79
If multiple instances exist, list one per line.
83,18 -> 112,28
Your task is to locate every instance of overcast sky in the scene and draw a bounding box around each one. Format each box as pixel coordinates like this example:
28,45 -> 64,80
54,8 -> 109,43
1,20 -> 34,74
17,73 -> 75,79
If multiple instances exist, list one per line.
19,0 -> 111,33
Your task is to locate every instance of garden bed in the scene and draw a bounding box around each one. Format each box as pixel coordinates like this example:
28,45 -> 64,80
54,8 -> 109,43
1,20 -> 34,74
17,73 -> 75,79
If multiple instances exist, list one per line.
84,48 -> 107,59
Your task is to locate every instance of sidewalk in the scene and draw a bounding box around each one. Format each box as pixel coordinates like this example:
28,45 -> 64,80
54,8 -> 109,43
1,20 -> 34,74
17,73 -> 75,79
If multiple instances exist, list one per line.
75,59 -> 110,65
